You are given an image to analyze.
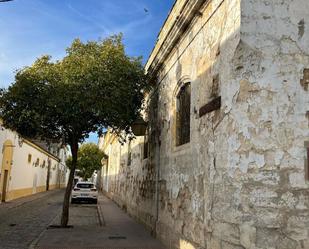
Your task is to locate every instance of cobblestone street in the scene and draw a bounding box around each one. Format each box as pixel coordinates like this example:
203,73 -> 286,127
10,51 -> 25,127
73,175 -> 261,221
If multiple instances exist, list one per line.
0,189 -> 64,249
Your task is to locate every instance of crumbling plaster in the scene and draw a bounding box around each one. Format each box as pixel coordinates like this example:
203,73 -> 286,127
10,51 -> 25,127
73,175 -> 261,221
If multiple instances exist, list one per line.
99,0 -> 309,249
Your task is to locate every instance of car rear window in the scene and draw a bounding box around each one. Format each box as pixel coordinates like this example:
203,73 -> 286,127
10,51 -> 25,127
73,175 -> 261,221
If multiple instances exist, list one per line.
76,183 -> 94,189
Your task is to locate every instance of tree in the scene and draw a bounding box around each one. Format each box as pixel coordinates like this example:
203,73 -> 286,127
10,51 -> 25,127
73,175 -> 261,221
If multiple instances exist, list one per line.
67,143 -> 105,180
0,34 -> 148,227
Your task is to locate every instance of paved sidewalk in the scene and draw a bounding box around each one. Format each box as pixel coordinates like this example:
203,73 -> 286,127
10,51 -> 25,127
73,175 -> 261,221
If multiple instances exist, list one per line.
51,203 -> 101,227
34,193 -> 165,249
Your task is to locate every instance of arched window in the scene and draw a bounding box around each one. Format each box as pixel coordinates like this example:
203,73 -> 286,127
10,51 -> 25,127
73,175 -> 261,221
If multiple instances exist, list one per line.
176,82 -> 191,146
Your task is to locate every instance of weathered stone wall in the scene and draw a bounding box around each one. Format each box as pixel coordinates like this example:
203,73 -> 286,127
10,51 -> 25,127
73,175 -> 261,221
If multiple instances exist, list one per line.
99,132 -> 157,232
100,0 -> 309,248
209,1 -> 309,248
152,0 -> 242,248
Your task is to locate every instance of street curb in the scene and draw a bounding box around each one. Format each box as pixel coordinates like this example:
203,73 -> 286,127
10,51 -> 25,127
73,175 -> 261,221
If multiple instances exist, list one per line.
97,198 -> 105,227
1,189 -> 63,211
28,213 -> 61,249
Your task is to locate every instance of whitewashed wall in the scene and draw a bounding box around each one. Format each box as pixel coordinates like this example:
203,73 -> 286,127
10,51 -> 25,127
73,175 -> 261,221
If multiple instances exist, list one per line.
0,127 -> 66,201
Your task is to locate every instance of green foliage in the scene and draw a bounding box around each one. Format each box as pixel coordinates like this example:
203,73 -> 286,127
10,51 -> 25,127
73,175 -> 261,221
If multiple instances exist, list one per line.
0,34 -> 148,145
67,143 -> 105,180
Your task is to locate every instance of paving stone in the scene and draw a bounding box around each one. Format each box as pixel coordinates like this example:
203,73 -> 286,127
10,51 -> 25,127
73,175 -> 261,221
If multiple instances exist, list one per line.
35,193 -> 166,249
0,189 -> 64,249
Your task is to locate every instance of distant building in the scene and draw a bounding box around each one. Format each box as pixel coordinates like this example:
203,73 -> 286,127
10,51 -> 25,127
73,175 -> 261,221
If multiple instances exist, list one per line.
0,126 -> 68,202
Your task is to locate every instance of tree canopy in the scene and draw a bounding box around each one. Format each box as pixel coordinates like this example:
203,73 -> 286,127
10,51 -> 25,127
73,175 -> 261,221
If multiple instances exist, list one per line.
0,34 -> 147,145
0,34 -> 148,226
67,143 -> 105,180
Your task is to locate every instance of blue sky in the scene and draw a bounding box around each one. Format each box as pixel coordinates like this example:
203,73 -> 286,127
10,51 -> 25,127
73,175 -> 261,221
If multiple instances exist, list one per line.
0,0 -> 174,143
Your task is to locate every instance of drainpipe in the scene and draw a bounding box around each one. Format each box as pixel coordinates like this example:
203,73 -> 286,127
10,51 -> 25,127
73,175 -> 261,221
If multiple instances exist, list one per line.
154,127 -> 161,236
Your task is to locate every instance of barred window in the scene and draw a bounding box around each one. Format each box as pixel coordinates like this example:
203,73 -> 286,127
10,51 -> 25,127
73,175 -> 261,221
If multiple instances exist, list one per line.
143,130 -> 149,159
127,140 -> 132,166
305,141 -> 309,181
176,83 -> 191,146
28,154 -> 32,163
307,147 -> 309,180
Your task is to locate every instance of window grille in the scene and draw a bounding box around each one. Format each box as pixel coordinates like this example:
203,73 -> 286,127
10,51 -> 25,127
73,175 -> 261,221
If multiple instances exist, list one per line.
127,140 -> 132,166
305,141 -> 309,181
143,130 -> 149,159
176,83 -> 191,146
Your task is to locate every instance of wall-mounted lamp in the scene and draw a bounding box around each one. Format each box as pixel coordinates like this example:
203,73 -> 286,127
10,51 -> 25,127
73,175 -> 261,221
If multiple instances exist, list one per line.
131,117 -> 148,136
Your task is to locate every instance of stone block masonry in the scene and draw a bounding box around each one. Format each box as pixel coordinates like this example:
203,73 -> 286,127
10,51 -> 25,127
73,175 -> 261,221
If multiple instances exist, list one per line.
99,0 -> 309,248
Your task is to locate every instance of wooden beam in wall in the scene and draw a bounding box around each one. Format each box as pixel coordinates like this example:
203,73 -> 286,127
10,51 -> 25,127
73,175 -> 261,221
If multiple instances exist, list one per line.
199,96 -> 221,118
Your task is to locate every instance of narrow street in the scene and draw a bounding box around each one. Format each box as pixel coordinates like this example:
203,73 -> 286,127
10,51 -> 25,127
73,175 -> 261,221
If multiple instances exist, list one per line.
0,190 -> 165,249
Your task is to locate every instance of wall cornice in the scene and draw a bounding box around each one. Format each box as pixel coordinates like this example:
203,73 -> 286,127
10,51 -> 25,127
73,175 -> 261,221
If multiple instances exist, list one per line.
145,0 -> 208,78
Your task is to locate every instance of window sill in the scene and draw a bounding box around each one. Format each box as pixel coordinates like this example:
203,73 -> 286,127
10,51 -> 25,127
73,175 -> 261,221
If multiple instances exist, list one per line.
173,142 -> 190,153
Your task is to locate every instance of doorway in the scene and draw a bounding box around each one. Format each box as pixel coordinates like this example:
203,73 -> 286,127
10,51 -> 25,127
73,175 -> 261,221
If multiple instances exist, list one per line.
1,170 -> 8,202
33,174 -> 37,194
0,140 -> 14,202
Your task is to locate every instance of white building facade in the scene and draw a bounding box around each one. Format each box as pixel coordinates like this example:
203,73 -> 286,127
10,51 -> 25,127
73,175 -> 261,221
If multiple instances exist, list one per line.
0,127 -> 67,202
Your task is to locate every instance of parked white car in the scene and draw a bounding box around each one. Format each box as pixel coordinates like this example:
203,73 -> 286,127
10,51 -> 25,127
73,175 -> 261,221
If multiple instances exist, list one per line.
71,182 -> 98,204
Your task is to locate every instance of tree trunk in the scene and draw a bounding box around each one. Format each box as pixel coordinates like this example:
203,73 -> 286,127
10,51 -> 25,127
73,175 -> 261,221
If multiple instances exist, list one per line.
60,141 -> 78,227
